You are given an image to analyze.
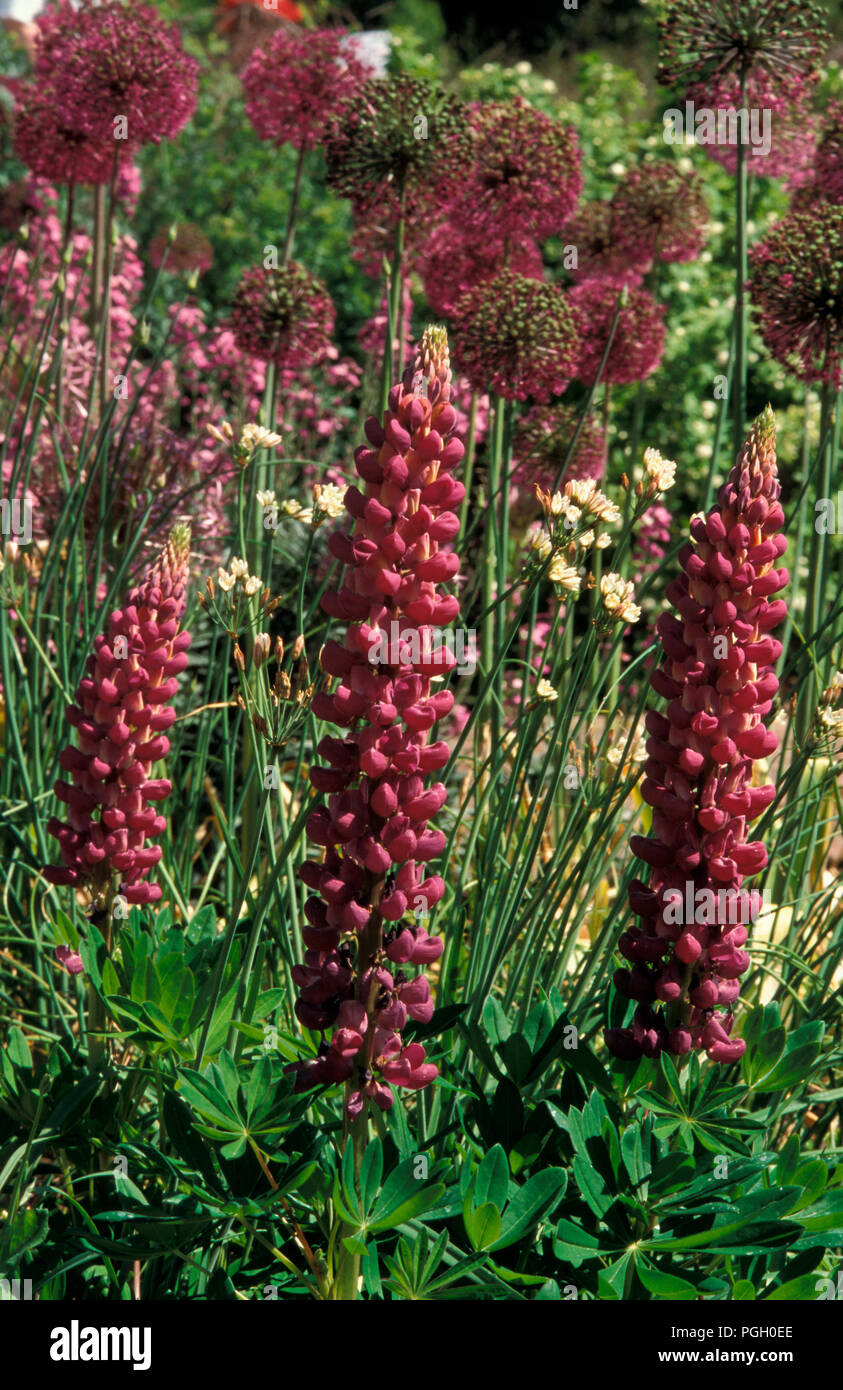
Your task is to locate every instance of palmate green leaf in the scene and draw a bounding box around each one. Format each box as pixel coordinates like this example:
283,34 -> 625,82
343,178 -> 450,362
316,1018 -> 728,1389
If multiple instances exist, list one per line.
749,1021 -> 825,1093
177,1070 -> 242,1135
359,1137 -> 384,1216
620,1121 -> 651,1187
572,1155 -> 613,1219
474,1144 -> 510,1210
637,1262 -> 698,1299
368,1160 -> 446,1233
786,1159 -> 828,1212
764,1273 -> 828,1300
552,1218 -> 602,1266
731,1280 -> 756,1299
488,1167 -> 567,1252
465,1201 -> 502,1251
642,1188 -> 802,1254
598,1251 -> 632,1300
6,1026 -> 31,1072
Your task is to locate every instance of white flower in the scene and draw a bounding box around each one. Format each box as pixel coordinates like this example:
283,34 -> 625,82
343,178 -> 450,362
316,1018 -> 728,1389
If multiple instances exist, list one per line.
257,489 -> 276,508
600,572 -> 640,624
313,483 -> 346,519
536,678 -> 558,702
229,557 -> 249,579
531,532 -> 552,561
243,575 -> 262,596
241,423 -> 283,452
548,555 -> 582,594
643,447 -> 677,493
216,568 -> 236,593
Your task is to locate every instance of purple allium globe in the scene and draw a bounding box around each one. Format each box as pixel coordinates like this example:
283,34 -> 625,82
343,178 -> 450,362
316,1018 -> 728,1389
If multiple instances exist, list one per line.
231,262 -> 335,370
453,270 -> 581,404
813,102 -> 843,205
242,27 -> 374,151
420,220 -> 544,319
567,279 -> 667,387
149,223 -> 214,276
32,0 -> 199,153
610,161 -> 709,266
13,85 -> 117,186
687,73 -> 817,185
323,76 -> 470,223
749,205 -> 843,387
448,97 -> 583,243
513,405 -> 607,488
657,0 -> 829,105
561,200 -> 646,285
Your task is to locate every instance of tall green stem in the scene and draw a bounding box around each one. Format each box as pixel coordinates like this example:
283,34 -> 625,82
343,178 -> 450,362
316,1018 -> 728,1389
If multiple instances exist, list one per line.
732,75 -> 748,459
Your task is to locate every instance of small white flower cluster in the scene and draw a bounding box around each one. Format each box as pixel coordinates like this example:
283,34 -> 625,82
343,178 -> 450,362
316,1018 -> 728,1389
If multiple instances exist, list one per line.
272,482 -> 347,530
642,447 -> 677,495
208,420 -> 283,468
216,556 -> 263,596
600,572 -> 641,625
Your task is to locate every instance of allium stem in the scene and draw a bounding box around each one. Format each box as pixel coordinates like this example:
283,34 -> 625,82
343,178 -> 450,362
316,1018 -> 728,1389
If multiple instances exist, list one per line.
378,208 -> 405,415
732,74 -> 748,458
283,146 -> 306,265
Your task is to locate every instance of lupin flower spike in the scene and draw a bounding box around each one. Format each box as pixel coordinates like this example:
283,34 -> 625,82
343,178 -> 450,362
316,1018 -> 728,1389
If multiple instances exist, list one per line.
290,326 -> 465,1118
606,410 -> 788,1063
45,525 -> 192,908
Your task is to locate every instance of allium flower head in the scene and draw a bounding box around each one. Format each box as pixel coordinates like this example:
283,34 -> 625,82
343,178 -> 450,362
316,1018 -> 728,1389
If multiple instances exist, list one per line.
44,525 -> 192,907
814,102 -> 843,205
231,262 -> 335,370
448,97 -> 583,242
749,205 -> 843,387
289,326 -> 464,1115
420,220 -> 544,320
33,0 -> 198,152
610,161 -> 708,266
561,200 -> 645,285
453,270 -> 580,403
606,409 -> 788,1064
689,74 -> 817,184
13,84 -> 117,186
513,405 -> 607,499
567,279 -> 666,387
149,223 -> 213,276
657,0 -> 829,105
324,76 -> 470,223
242,27 -> 374,151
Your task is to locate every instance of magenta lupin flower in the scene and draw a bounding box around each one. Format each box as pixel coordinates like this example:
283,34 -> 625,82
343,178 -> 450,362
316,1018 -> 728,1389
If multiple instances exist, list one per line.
449,98 -> 582,243
230,263 -> 335,370
242,27 -> 373,151
44,525 -> 192,907
454,270 -> 580,403
606,410 -> 787,1064
567,279 -> 666,387
290,326 -> 465,1117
